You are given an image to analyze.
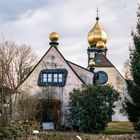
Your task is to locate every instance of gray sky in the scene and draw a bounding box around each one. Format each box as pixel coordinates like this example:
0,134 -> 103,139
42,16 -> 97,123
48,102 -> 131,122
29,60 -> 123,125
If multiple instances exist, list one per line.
0,0 -> 139,74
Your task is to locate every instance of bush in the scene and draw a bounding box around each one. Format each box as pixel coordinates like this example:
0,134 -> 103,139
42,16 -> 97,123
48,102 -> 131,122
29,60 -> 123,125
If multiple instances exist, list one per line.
68,84 -> 119,133
134,119 -> 140,133
0,120 -> 40,139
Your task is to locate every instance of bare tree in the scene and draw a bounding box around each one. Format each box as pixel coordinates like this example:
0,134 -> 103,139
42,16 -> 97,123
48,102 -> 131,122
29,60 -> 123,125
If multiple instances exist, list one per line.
0,41 -> 37,123
123,59 -> 132,80
0,41 -> 37,90
17,94 -> 41,121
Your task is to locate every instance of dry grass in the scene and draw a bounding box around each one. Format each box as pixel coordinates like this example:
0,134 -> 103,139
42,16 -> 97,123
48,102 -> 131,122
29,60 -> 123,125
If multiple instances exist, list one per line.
105,121 -> 135,134
19,122 -> 136,140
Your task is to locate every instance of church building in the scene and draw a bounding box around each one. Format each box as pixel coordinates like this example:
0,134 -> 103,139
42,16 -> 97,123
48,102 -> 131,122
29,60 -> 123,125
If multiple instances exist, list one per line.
15,13 -> 127,127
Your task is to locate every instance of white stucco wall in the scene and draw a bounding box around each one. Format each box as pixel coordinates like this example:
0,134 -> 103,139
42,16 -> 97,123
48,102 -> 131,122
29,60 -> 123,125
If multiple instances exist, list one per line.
15,46 -> 128,123
69,62 -> 94,85
17,47 -> 83,124
68,64 -> 128,121
95,67 -> 128,121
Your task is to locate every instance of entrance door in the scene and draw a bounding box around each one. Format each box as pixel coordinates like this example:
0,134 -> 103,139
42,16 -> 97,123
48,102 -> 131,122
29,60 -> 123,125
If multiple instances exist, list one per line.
35,99 -> 61,129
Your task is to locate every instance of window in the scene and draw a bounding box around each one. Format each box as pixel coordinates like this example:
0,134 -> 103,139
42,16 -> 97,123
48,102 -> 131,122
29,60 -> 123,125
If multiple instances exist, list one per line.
38,69 -> 67,87
42,73 -> 59,83
53,74 -> 58,82
90,52 -> 95,58
48,74 -> 52,82
58,74 -> 63,82
43,74 -> 47,82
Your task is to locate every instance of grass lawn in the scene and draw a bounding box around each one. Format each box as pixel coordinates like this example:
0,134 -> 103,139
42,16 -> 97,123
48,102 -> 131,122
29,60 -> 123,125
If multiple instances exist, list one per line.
32,123 -> 136,140
105,121 -> 135,134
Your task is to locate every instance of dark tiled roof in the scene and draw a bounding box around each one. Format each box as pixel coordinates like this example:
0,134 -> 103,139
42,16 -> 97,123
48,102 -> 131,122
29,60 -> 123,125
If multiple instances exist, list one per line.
95,54 -> 114,67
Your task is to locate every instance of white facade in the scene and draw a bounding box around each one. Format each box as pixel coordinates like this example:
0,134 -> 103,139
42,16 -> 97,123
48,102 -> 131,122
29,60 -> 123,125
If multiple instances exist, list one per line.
15,44 -> 127,124
17,46 -> 94,124
95,67 -> 128,121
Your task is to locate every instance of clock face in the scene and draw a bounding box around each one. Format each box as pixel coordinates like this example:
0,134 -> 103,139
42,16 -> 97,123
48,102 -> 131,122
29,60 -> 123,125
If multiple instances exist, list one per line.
97,71 -> 108,85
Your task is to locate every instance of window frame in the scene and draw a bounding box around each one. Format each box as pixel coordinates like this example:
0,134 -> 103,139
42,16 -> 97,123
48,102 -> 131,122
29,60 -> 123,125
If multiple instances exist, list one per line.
38,69 -> 67,87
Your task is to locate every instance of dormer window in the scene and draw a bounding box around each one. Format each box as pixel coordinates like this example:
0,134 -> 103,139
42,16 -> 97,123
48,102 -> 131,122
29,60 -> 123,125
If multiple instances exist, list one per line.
38,69 -> 67,87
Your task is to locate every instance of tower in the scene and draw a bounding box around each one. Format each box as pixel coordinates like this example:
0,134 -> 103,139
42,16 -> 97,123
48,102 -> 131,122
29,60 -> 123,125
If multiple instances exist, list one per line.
87,8 -> 107,69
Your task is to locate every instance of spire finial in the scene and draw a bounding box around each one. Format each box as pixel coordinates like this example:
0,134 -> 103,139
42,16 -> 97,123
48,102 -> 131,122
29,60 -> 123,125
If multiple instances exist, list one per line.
96,6 -> 99,20
49,32 -> 59,48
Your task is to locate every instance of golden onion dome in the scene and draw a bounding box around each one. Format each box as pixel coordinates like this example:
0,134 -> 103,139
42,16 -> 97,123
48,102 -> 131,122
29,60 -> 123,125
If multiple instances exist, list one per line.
49,32 -> 59,42
88,19 -> 107,46
96,41 -> 106,49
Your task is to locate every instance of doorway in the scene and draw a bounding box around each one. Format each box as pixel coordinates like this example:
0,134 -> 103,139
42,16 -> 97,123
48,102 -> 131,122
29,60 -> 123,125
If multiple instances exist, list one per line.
36,99 -> 61,129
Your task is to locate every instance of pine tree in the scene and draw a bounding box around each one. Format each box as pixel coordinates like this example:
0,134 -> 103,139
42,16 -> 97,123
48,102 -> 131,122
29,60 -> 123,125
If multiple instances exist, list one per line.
124,5 -> 140,131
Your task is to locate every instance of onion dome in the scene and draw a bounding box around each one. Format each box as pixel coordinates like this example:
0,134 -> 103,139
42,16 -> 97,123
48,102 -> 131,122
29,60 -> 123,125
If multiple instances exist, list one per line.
87,18 -> 107,47
96,41 -> 106,49
49,32 -> 59,42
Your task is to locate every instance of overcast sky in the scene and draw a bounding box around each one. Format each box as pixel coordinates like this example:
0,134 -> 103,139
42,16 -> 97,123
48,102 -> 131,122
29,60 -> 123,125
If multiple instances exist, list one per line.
0,0 -> 139,74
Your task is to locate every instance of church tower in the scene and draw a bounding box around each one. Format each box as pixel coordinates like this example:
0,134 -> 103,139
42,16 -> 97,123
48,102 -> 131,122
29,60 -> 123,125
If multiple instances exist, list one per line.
86,9 -> 128,121
87,8 -> 108,69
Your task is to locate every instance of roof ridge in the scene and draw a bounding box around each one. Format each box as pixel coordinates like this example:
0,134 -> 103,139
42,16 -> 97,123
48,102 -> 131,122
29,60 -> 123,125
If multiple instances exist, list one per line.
67,60 -> 93,74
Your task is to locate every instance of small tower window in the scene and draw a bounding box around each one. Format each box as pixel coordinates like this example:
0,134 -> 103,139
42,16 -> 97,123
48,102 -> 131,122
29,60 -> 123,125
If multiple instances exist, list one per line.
90,52 -> 95,59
